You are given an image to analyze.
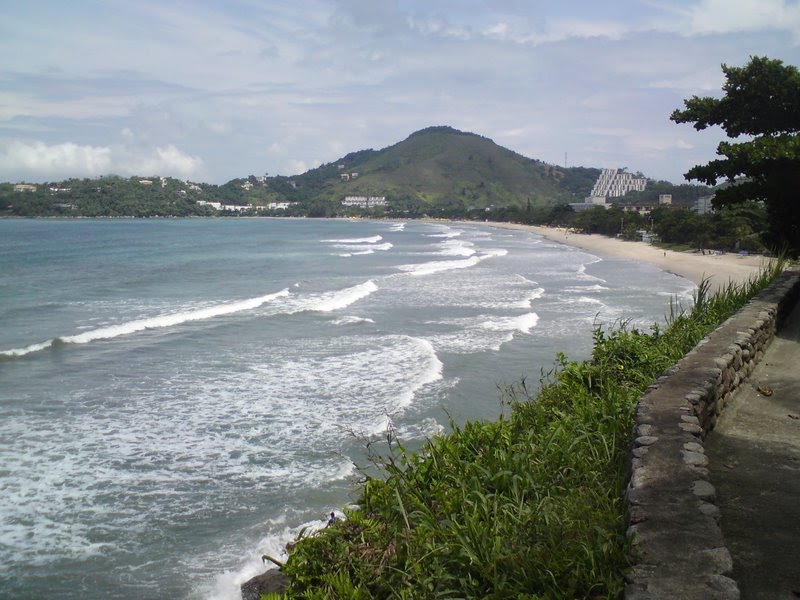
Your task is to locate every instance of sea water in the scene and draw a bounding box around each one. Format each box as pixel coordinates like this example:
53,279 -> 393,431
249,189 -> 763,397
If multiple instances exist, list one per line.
0,218 -> 695,599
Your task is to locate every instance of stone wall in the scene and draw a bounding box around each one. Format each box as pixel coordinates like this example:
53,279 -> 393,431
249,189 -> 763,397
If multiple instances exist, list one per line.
624,267 -> 800,599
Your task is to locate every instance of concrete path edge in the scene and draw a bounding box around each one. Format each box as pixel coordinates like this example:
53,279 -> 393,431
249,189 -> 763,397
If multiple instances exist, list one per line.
624,266 -> 800,599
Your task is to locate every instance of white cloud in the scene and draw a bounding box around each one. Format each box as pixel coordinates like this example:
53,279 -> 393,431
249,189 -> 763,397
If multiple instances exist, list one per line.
1,1 -> 799,185
687,0 -> 800,37
0,140 -> 202,182
127,145 -> 204,178
0,141 -> 112,179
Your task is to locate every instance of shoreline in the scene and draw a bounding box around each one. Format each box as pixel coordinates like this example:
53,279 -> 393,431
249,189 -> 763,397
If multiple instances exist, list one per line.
480,222 -> 773,290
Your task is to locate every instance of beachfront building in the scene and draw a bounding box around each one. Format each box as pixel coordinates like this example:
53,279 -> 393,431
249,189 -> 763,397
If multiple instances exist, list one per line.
341,196 -> 387,209
13,184 -> 37,192
619,194 -> 674,216
570,168 -> 647,212
588,168 -> 647,202
196,200 -> 249,213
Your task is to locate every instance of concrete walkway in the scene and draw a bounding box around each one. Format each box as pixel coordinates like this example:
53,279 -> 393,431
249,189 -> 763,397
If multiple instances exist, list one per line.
706,300 -> 800,599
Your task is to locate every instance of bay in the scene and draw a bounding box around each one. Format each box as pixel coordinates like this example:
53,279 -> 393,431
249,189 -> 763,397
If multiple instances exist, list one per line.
0,218 -> 694,599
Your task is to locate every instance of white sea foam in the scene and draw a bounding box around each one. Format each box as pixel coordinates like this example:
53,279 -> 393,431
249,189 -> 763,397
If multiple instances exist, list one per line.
511,287 -> 545,308
331,315 -> 376,325
427,310 -> 540,353
334,242 -> 393,252
481,312 -> 540,334
426,229 -> 462,239
323,235 -> 383,244
389,222 -> 406,232
397,249 -> 507,277
438,238 -> 476,257
289,280 -> 379,313
0,289 -> 291,358
564,284 -> 610,293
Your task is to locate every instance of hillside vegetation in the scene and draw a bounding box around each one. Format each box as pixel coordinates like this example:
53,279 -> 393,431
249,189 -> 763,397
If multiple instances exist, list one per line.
1,127 -> 603,217
300,126 -> 594,210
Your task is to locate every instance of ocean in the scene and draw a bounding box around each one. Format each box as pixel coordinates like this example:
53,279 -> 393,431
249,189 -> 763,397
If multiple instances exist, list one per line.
0,218 -> 694,599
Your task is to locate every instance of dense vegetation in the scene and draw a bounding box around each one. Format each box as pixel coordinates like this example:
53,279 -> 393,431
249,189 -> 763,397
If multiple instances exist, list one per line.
264,263 -> 784,599
0,127 -> 604,218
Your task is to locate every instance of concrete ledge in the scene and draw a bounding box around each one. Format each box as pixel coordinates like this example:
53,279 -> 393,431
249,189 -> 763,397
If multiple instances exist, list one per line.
624,267 -> 800,599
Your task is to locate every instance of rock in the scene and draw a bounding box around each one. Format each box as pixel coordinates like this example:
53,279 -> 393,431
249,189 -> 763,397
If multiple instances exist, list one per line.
241,569 -> 290,600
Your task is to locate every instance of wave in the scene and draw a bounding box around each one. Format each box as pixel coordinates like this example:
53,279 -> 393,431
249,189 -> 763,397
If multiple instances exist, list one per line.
323,235 -> 383,244
334,242 -> 393,252
290,280 -> 378,313
512,287 -> 545,309
330,315 -> 376,326
563,284 -> 610,293
397,249 -> 508,277
481,312 -> 540,334
1,289 -> 291,358
425,229 -> 462,239
438,239 -> 475,257
389,223 -> 406,232
3,281 -> 380,359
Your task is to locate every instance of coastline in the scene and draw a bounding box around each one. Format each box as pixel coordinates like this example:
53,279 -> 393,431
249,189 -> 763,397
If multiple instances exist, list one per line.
482,222 -> 773,290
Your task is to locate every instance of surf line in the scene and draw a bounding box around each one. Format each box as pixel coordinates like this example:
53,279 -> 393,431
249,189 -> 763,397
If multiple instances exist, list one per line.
0,289 -> 291,359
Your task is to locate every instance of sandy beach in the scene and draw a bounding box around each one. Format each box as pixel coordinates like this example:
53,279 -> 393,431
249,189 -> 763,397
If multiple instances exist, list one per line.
488,223 -> 774,290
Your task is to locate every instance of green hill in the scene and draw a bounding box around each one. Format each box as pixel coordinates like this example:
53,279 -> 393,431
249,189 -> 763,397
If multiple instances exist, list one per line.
1,127 -> 607,217
272,126 -> 599,212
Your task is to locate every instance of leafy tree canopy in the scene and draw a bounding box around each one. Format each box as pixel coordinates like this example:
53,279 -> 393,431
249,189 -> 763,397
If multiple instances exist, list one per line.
671,56 -> 800,254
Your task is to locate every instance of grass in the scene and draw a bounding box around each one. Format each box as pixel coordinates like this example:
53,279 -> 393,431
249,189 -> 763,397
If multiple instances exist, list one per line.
266,261 -> 785,600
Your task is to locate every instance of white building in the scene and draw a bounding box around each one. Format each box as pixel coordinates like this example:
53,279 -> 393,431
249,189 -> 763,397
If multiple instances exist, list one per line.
588,168 -> 647,201
341,196 -> 387,208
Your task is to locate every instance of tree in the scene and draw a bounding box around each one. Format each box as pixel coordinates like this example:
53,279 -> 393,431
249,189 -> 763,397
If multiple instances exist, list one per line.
671,56 -> 800,255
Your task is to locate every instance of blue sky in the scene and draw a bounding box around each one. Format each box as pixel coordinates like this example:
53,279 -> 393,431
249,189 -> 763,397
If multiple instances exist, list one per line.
2,0 -> 799,184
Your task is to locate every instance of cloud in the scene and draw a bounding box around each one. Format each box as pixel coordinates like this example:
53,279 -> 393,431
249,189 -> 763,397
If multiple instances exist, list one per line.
0,140 -> 202,182
687,0 -> 800,37
0,141 -> 112,179
127,145 -> 204,178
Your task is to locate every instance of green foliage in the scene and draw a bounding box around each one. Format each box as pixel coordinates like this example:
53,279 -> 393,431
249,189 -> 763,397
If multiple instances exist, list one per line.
671,56 -> 800,255
281,126 -> 596,214
271,261 -> 785,599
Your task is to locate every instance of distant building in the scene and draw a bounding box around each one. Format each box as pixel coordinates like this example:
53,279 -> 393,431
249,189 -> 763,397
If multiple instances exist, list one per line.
695,196 -> 714,215
658,194 -> 672,205
621,204 -> 656,215
196,200 -> 248,212
569,196 -> 611,212
588,168 -> 647,202
13,184 -> 37,192
139,179 -> 153,185
266,202 -> 294,210
197,200 -> 222,210
341,196 -> 387,208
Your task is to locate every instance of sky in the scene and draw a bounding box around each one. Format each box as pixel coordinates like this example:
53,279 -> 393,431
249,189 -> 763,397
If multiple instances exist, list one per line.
1,0 -> 799,185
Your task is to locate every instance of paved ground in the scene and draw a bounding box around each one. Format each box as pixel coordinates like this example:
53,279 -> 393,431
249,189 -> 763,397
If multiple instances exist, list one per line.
706,301 -> 800,599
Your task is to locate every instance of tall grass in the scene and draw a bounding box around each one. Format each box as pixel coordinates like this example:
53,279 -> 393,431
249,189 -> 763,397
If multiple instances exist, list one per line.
271,261 -> 785,599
